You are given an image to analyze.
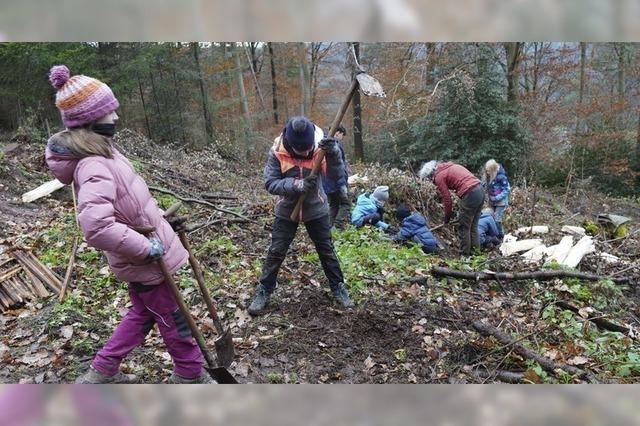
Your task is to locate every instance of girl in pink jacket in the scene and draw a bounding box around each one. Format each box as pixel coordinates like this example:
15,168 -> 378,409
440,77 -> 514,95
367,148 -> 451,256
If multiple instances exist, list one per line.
45,65 -> 213,384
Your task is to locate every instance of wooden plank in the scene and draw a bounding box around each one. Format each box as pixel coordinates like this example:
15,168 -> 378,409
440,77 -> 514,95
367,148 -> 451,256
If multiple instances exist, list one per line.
0,285 -> 14,308
2,279 -> 23,303
26,251 -> 63,288
9,277 -> 31,300
20,266 -> 50,298
15,251 -> 61,294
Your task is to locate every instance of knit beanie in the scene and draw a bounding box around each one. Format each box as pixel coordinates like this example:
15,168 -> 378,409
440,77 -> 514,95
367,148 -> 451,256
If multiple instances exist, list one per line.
395,204 -> 411,222
372,186 -> 389,205
49,65 -> 120,128
284,116 -> 320,152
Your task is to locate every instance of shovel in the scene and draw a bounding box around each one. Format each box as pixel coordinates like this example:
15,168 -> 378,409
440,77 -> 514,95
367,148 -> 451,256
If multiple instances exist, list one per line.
290,43 -> 386,222
133,224 -> 237,384
162,203 -> 235,368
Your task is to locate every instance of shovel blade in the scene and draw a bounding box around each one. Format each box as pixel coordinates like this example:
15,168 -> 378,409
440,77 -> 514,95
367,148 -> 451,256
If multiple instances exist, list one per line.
206,366 -> 238,384
214,328 -> 235,368
356,73 -> 386,97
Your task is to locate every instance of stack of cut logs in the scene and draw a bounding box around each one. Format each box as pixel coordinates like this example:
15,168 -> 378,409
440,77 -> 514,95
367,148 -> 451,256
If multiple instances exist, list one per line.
0,251 -> 62,312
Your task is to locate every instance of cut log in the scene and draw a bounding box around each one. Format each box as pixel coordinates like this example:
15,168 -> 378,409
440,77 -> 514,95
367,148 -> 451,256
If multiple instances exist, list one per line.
555,301 -> 631,335
22,179 -> 66,203
562,236 -> 595,268
515,226 -> 549,235
471,320 -> 599,383
548,235 -> 573,264
430,266 -> 630,284
561,225 -> 586,236
521,245 -> 548,262
500,239 -> 543,256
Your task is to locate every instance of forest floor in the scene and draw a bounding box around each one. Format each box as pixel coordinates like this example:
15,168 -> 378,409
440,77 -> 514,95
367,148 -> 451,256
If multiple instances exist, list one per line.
1,129 -> 639,384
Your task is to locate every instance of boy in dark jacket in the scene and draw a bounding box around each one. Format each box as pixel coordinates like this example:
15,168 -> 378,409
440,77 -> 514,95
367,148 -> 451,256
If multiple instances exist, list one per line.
393,205 -> 439,254
478,208 -> 502,248
322,126 -> 351,230
419,160 -> 485,256
248,116 -> 354,315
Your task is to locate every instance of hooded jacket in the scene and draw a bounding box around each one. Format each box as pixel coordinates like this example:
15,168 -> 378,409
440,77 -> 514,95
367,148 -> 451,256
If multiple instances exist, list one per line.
393,212 -> 438,252
478,212 -> 501,245
351,193 -> 389,230
45,138 -> 188,285
433,162 -> 481,220
264,134 -> 344,223
321,140 -> 349,194
486,165 -> 511,206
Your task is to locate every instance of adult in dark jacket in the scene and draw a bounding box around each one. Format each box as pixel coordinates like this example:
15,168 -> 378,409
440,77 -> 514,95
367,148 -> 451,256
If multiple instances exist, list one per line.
478,208 -> 502,248
419,160 -> 485,255
248,116 -> 354,315
393,205 -> 439,254
321,126 -> 351,229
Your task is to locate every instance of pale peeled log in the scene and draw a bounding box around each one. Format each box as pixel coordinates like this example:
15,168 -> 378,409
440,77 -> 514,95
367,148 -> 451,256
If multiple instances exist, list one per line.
500,239 -> 544,256
22,179 -> 65,203
514,226 -> 549,235
521,244 -> 548,262
562,236 -> 596,268
548,236 -> 574,264
598,253 -> 620,264
561,225 -> 586,236
348,174 -> 369,185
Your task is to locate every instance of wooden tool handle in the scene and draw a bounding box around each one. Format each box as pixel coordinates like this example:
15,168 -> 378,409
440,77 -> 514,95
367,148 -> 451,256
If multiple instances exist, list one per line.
163,202 -> 183,218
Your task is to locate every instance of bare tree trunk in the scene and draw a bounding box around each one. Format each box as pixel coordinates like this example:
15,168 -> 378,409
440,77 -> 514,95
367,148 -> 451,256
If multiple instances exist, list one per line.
616,43 -> 625,103
192,42 -> 214,144
243,43 -> 267,120
136,74 -> 152,140
234,44 -> 251,158
172,68 -> 187,144
297,42 -> 311,116
504,42 -> 522,105
424,42 -> 435,88
267,43 -> 280,124
576,42 -> 587,136
352,42 -> 364,162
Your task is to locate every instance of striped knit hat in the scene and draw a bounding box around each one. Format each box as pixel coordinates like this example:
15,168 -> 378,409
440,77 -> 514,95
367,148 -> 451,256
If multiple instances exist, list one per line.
49,65 -> 119,128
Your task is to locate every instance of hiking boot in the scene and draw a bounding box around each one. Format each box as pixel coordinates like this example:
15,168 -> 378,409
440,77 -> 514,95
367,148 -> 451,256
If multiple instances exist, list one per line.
247,285 -> 272,316
75,366 -> 138,384
331,283 -> 355,309
168,372 -> 217,384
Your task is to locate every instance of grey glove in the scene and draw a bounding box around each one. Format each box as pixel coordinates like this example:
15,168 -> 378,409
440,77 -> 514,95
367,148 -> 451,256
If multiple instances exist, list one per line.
318,138 -> 340,157
148,238 -> 165,260
294,175 -> 318,194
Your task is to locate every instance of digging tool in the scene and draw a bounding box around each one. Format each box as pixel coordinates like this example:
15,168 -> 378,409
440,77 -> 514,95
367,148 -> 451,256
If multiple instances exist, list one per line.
290,43 -> 386,222
162,202 -> 235,368
133,224 -> 237,384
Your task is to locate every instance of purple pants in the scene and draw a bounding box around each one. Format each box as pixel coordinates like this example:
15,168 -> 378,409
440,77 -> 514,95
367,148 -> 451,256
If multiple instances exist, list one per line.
0,385 -> 134,426
92,281 -> 203,379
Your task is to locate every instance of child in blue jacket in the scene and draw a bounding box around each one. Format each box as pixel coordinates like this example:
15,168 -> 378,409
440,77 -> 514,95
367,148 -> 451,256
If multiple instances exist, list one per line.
392,205 -> 439,254
478,208 -> 502,248
483,159 -> 510,237
351,186 -> 391,231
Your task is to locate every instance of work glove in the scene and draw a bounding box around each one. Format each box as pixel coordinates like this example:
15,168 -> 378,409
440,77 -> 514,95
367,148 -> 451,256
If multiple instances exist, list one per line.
167,215 -> 188,233
294,174 -> 318,194
362,213 -> 381,225
148,238 -> 165,260
318,138 -> 340,158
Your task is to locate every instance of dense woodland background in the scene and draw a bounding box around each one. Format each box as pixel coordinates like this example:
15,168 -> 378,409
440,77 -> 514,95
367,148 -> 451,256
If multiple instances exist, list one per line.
1,42 -> 639,196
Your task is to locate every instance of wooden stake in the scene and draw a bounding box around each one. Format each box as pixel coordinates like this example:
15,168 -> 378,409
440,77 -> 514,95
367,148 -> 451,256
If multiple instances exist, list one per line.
59,236 -> 79,302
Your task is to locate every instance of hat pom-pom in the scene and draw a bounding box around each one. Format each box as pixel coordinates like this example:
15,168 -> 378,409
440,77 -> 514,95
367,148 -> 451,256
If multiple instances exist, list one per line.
49,65 -> 70,89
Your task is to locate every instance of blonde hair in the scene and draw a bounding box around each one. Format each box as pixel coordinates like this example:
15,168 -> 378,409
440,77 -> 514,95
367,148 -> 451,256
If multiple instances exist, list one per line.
485,159 -> 499,182
50,127 -> 113,158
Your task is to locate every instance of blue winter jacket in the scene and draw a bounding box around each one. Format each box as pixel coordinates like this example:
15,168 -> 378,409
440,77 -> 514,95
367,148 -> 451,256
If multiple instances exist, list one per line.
486,165 -> 511,207
321,141 -> 349,194
393,213 -> 438,253
478,212 -> 501,246
351,193 -> 389,230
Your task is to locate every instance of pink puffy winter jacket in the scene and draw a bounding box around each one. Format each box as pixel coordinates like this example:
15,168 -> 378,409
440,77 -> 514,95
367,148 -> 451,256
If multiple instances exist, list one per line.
45,137 -> 187,285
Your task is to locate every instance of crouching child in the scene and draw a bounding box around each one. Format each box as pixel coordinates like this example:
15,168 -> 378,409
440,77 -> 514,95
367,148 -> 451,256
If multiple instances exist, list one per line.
478,208 -> 502,249
393,205 -> 440,254
351,186 -> 392,232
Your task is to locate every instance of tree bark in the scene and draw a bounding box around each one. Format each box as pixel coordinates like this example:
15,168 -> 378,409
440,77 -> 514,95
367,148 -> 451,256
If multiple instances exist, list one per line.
576,42 -> 587,135
192,42 -> 214,144
429,266 -> 631,284
136,74 -> 152,140
504,42 -> 522,105
554,300 -> 630,334
353,42 -> 364,162
233,44 -> 251,158
267,43 -> 280,124
298,43 -> 311,116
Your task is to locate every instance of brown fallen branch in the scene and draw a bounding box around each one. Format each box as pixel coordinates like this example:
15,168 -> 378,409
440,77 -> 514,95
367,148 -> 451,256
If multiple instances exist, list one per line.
59,236 -> 79,302
432,266 -> 630,284
473,368 -> 524,384
148,185 -> 258,224
471,320 -> 599,383
201,192 -> 238,201
555,300 -> 631,335
14,251 -> 62,293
